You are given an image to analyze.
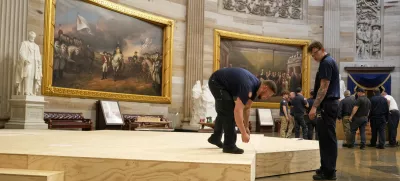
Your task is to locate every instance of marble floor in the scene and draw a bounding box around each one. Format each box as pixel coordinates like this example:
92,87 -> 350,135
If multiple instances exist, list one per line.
256,133 -> 400,181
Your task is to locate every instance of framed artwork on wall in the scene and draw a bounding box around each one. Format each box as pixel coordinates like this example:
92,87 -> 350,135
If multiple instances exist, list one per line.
99,100 -> 123,125
42,0 -> 174,104
213,29 -> 311,108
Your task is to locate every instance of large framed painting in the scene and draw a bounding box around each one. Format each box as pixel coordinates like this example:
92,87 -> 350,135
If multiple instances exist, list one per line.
213,29 -> 311,108
42,0 -> 174,103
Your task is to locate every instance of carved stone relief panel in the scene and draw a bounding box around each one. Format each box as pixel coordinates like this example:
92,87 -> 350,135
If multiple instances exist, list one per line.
221,0 -> 303,20
356,0 -> 382,60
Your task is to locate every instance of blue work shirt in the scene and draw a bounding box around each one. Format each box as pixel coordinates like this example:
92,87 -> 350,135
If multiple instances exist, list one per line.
313,54 -> 340,101
369,94 -> 389,121
280,98 -> 289,116
210,67 -> 260,105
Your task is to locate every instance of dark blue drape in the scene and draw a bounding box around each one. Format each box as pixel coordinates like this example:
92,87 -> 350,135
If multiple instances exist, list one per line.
347,73 -> 391,95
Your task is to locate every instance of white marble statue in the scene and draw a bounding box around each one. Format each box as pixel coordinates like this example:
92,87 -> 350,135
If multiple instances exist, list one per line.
14,31 -> 42,96
339,74 -> 346,100
190,80 -> 203,126
201,84 -> 217,121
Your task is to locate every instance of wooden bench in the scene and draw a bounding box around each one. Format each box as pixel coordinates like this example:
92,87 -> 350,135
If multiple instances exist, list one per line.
44,112 -> 93,131
123,114 -> 172,131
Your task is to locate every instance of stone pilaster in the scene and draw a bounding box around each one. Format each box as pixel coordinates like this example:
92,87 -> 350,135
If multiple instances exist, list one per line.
323,0 -> 340,66
0,0 -> 28,124
183,0 -> 205,122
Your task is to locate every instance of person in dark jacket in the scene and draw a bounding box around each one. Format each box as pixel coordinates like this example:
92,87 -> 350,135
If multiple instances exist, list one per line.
368,88 -> 389,149
207,67 -> 277,154
305,90 -> 317,140
291,87 -> 309,139
308,41 -> 340,180
349,88 -> 371,150
337,90 -> 356,146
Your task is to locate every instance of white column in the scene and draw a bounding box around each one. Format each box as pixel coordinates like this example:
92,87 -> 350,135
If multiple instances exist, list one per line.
0,0 -> 28,126
323,0 -> 340,65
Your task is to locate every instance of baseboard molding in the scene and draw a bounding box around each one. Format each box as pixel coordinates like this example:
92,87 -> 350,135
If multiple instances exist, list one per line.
0,118 -> 9,129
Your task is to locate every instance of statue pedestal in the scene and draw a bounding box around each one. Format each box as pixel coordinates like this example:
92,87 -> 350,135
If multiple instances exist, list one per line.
5,95 -> 47,129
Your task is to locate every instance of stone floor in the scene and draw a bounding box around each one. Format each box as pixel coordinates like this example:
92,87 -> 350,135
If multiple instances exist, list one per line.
256,133 -> 400,181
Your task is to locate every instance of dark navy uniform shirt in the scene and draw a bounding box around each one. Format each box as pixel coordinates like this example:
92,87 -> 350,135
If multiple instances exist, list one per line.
306,98 -> 315,114
210,67 -> 260,105
338,95 -> 356,119
291,94 -> 308,115
313,54 -> 340,101
369,94 -> 389,120
280,99 -> 289,116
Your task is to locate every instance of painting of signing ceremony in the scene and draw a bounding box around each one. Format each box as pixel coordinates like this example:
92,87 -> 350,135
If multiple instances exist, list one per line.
220,39 -> 303,103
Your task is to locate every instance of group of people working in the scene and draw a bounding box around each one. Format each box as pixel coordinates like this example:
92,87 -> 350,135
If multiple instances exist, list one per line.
279,88 -> 317,140
204,41 -> 398,180
338,88 -> 399,149
279,87 -> 399,150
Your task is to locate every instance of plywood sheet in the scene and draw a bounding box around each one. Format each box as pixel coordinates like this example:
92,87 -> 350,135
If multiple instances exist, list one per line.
0,154 -> 28,169
0,130 -> 255,165
254,136 -> 319,153
28,156 -> 251,181
256,149 -> 320,177
0,168 -> 64,181
0,129 -> 321,180
253,136 -> 320,177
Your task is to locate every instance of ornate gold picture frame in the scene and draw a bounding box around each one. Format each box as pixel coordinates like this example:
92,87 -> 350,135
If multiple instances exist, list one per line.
213,29 -> 311,108
43,0 -> 174,103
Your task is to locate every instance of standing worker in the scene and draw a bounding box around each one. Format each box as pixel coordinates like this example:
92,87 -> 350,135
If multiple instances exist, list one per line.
348,88 -> 371,150
279,90 -> 292,138
207,67 -> 277,154
291,87 -> 309,139
368,88 -> 389,149
307,41 -> 340,180
337,90 -> 356,147
381,91 -> 400,147
306,90 -> 317,140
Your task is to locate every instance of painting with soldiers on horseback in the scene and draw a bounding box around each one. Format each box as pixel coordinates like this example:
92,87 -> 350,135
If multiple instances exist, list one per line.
51,0 -> 164,97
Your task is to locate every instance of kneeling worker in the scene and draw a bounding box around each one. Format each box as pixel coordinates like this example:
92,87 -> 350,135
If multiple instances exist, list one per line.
207,67 -> 277,154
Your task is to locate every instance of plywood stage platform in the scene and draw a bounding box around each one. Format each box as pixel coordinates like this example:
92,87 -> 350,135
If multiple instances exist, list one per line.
0,130 -> 319,181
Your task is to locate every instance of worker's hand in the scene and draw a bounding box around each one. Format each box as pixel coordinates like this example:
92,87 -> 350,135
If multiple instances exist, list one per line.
308,106 -> 317,120
241,133 -> 250,143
